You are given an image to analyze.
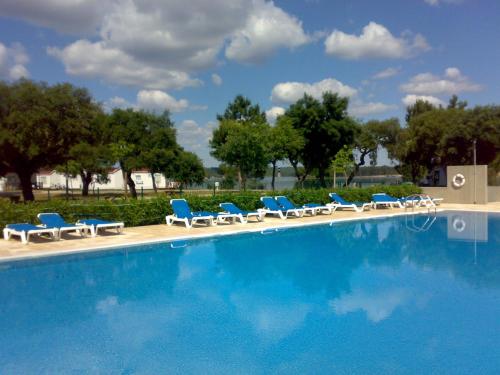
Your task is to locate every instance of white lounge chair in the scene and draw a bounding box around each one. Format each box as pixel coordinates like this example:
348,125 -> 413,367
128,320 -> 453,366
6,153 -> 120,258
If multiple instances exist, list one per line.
328,193 -> 371,212
260,196 -> 303,219
3,223 -> 58,244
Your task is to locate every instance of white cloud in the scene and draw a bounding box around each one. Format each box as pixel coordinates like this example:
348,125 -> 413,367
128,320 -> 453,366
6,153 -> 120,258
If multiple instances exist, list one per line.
211,73 -> 222,86
0,0 -> 109,34
225,0 -> 310,63
47,40 -> 201,90
400,67 -> 482,95
176,120 -> 217,165
331,288 -> 410,323
33,0 -> 310,89
271,78 -> 357,104
372,67 -> 400,80
137,90 -> 189,113
424,0 -> 462,6
265,106 -> 285,124
324,22 -> 430,59
0,42 -> 30,80
349,101 -> 397,117
402,94 -> 446,107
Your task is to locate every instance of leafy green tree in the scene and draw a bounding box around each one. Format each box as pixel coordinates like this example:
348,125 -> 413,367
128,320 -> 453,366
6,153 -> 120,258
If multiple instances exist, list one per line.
172,150 -> 205,191
61,113 -> 114,196
331,145 -> 355,187
211,95 -> 269,190
107,109 -> 179,198
448,95 -> 468,109
405,99 -> 437,123
217,94 -> 266,123
282,92 -> 359,187
211,119 -> 269,190
347,118 -> 401,185
0,79 -> 101,200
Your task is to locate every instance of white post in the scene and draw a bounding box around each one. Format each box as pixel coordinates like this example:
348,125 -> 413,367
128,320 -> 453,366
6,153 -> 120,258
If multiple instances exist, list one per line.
473,139 -> 477,204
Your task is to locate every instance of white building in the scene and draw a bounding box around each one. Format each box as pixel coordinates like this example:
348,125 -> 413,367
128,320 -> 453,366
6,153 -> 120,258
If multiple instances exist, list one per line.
33,168 -> 179,191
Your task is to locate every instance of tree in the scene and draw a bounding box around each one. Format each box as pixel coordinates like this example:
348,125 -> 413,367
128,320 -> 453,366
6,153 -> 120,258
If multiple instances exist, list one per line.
347,118 -> 401,185
211,95 -> 269,190
211,119 -> 269,190
172,151 -> 205,191
0,79 -> 101,200
275,116 -> 305,182
282,92 -> 359,187
331,145 -> 355,187
139,111 -> 178,192
217,94 -> 266,123
107,109 -> 178,198
448,95 -> 467,109
405,99 -> 437,123
62,113 -> 114,196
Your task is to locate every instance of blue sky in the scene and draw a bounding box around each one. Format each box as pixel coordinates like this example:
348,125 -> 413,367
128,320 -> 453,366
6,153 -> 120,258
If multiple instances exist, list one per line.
0,0 -> 499,166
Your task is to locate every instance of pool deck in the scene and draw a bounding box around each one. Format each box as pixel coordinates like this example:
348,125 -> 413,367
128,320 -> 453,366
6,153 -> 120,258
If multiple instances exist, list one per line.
1,202 -> 499,262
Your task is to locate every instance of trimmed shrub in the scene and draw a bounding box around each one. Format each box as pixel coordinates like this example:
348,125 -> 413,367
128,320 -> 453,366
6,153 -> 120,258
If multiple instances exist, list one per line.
0,185 -> 421,229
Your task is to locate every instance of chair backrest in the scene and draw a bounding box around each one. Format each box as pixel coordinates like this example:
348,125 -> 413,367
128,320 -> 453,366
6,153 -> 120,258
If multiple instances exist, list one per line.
275,196 -> 294,210
220,202 -> 242,214
38,213 -> 67,227
372,193 -> 397,202
170,199 -> 193,219
261,196 -> 281,211
329,193 -> 350,205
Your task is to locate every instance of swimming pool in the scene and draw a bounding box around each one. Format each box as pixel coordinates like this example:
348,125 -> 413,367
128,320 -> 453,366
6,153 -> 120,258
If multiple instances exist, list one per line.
0,211 -> 499,374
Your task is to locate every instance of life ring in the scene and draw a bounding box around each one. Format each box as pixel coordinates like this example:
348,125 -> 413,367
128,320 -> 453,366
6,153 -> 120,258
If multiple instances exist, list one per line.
452,173 -> 466,188
452,217 -> 466,233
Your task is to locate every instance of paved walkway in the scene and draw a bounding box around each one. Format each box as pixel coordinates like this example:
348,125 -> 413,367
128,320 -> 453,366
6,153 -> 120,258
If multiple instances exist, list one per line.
1,203 -> 498,262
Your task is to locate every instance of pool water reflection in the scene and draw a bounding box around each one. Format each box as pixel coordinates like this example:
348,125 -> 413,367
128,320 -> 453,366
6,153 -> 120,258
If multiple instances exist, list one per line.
0,212 -> 499,374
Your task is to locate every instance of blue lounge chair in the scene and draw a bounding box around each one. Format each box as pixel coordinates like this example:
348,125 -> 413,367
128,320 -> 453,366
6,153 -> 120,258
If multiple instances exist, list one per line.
260,196 -> 303,219
219,202 -> 263,223
166,199 -> 239,228
3,223 -> 58,244
275,196 -> 333,216
328,193 -> 371,212
76,218 -> 124,236
37,213 -> 91,239
371,193 -> 405,209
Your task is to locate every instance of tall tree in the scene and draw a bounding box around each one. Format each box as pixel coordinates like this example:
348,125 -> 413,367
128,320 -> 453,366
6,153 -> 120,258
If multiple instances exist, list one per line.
211,95 -> 269,189
347,118 -> 401,185
107,109 -> 178,198
273,116 -> 305,187
282,92 -> 359,187
217,94 -> 266,123
0,79 -> 100,200
64,113 -> 113,196
172,150 -> 205,191
405,99 -> 436,123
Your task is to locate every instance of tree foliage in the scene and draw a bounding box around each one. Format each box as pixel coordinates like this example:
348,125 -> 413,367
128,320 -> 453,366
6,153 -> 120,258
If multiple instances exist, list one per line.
281,92 -> 359,186
172,151 -> 205,191
0,79 -> 101,200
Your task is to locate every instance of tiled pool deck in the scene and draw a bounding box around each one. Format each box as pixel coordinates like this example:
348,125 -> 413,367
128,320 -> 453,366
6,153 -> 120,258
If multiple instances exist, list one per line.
1,203 -> 499,262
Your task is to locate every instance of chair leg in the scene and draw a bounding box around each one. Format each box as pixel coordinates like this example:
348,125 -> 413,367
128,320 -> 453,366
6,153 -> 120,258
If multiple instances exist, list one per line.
3,228 -> 10,241
21,231 -> 27,244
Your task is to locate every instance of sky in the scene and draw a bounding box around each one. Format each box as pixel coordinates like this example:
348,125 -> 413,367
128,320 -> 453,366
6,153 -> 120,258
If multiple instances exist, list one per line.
0,0 -> 499,166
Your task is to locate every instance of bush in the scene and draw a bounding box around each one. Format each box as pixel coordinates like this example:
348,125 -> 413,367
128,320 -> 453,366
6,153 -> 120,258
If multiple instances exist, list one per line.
0,185 -> 421,229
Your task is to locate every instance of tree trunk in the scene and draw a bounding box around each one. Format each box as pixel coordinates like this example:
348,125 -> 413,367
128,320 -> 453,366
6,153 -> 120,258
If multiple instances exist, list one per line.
271,160 -> 277,191
237,169 -> 243,191
347,150 -> 368,186
80,171 -> 93,196
121,168 -> 128,196
151,172 -> 157,193
126,171 -> 137,198
18,170 -> 35,201
318,168 -> 326,188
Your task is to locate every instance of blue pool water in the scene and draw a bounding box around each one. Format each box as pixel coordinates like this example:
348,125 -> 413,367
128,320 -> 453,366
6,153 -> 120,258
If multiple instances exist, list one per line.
0,211 -> 499,374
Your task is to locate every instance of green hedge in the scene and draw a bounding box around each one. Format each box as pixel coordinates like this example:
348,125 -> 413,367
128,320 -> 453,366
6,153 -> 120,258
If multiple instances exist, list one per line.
0,184 -> 421,229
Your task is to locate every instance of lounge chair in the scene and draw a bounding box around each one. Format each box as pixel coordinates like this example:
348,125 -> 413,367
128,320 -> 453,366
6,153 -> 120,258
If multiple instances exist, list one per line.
3,223 -> 58,244
412,194 -> 443,207
327,193 -> 371,212
37,213 -> 91,239
166,199 -> 238,228
260,196 -> 303,219
219,202 -> 263,224
275,196 -> 333,216
371,193 -> 405,209
76,218 -> 124,236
